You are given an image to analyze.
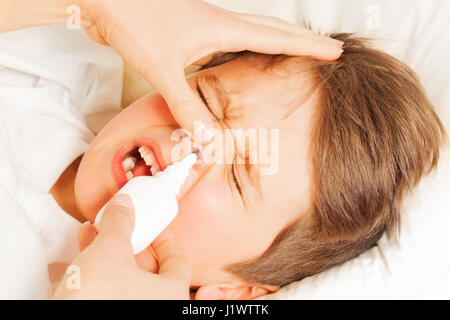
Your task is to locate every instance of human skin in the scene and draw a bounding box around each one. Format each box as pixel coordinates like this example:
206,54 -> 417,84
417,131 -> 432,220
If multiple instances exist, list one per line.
0,0 -> 342,141
1,0 -> 341,300
60,56 -> 318,299
54,195 -> 193,300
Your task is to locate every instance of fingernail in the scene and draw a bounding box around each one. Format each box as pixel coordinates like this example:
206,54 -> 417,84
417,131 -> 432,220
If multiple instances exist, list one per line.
201,121 -> 214,138
331,39 -> 344,46
204,128 -> 214,142
111,194 -> 134,210
194,121 -> 215,143
334,47 -> 344,55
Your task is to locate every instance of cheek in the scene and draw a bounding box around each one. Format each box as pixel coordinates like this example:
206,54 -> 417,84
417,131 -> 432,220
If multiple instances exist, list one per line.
171,178 -> 236,250
103,94 -> 175,134
168,169 -> 250,281
75,93 -> 176,221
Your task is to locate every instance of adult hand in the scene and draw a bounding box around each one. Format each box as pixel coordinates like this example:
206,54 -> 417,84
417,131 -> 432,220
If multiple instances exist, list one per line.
80,0 -> 343,140
53,194 -> 190,299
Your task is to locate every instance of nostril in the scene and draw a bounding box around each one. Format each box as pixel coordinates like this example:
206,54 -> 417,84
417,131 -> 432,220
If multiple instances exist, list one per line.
193,148 -> 201,160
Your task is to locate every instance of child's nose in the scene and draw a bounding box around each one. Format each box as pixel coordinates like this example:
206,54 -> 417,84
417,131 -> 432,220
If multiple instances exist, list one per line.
176,154 -> 212,201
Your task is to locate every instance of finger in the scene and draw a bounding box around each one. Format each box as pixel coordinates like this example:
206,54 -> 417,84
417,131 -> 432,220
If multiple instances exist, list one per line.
152,229 -> 191,285
77,222 -> 98,252
192,53 -> 217,66
235,13 -> 343,48
224,21 -> 343,61
97,194 -> 135,243
84,25 -> 109,46
154,71 -> 216,144
135,246 -> 159,273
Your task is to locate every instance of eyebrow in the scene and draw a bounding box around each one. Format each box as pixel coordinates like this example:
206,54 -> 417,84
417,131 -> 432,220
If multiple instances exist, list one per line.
196,73 -> 230,118
196,73 -> 264,206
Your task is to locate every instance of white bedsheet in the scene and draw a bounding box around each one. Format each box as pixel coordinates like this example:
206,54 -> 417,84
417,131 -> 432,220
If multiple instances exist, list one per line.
1,1 -> 449,300
0,25 -> 123,299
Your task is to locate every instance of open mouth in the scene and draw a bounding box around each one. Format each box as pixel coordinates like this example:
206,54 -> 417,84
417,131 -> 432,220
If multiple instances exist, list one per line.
112,138 -> 167,189
122,146 -> 161,179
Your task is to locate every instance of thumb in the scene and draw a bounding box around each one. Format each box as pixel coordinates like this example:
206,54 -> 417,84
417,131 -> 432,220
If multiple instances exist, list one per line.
152,229 -> 191,285
96,194 -> 135,244
78,222 -> 97,252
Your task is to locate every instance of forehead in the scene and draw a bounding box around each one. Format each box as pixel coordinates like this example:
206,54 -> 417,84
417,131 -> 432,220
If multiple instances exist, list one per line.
193,56 -> 317,219
199,56 -> 313,129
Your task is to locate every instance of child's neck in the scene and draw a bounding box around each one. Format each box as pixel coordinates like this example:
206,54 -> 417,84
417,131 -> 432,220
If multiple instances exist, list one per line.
50,155 -> 87,223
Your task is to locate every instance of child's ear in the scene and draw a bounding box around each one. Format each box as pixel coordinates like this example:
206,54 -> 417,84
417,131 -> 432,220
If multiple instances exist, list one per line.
194,283 -> 279,300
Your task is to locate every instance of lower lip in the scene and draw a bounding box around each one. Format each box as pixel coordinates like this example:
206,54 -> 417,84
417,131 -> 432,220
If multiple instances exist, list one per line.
111,137 -> 167,189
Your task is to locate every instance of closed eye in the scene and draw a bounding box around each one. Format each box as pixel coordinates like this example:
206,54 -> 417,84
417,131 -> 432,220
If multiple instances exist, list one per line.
231,163 -> 243,198
196,76 -> 245,201
196,79 -> 221,120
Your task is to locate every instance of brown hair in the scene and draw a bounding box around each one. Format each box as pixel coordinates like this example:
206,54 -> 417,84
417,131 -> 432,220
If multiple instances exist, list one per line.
204,33 -> 447,287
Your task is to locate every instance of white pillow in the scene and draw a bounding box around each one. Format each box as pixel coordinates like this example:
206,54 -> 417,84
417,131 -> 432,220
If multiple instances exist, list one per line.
206,0 -> 450,299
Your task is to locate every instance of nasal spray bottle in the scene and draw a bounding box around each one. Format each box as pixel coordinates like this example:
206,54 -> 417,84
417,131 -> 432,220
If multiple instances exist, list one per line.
94,153 -> 197,254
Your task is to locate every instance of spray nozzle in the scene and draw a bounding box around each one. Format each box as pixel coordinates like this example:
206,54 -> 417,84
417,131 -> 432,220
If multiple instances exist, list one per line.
193,148 -> 201,159
155,153 -> 197,196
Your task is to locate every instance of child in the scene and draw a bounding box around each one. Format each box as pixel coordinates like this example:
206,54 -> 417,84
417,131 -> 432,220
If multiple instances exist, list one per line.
51,33 -> 446,300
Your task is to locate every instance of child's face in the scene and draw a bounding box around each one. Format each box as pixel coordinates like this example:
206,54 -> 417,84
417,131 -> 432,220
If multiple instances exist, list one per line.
75,57 -> 317,287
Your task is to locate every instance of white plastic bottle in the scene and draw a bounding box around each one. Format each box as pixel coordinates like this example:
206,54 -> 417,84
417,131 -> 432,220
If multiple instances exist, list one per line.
94,153 -> 197,254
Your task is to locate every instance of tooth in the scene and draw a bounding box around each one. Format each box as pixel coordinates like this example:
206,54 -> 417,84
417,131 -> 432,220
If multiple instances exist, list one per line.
150,166 -> 156,176
143,152 -> 156,167
139,146 -> 156,167
126,171 -> 133,181
138,146 -> 150,157
122,156 -> 136,171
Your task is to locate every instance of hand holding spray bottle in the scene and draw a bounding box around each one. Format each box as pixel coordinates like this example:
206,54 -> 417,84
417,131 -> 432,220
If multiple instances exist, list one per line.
94,153 -> 197,254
